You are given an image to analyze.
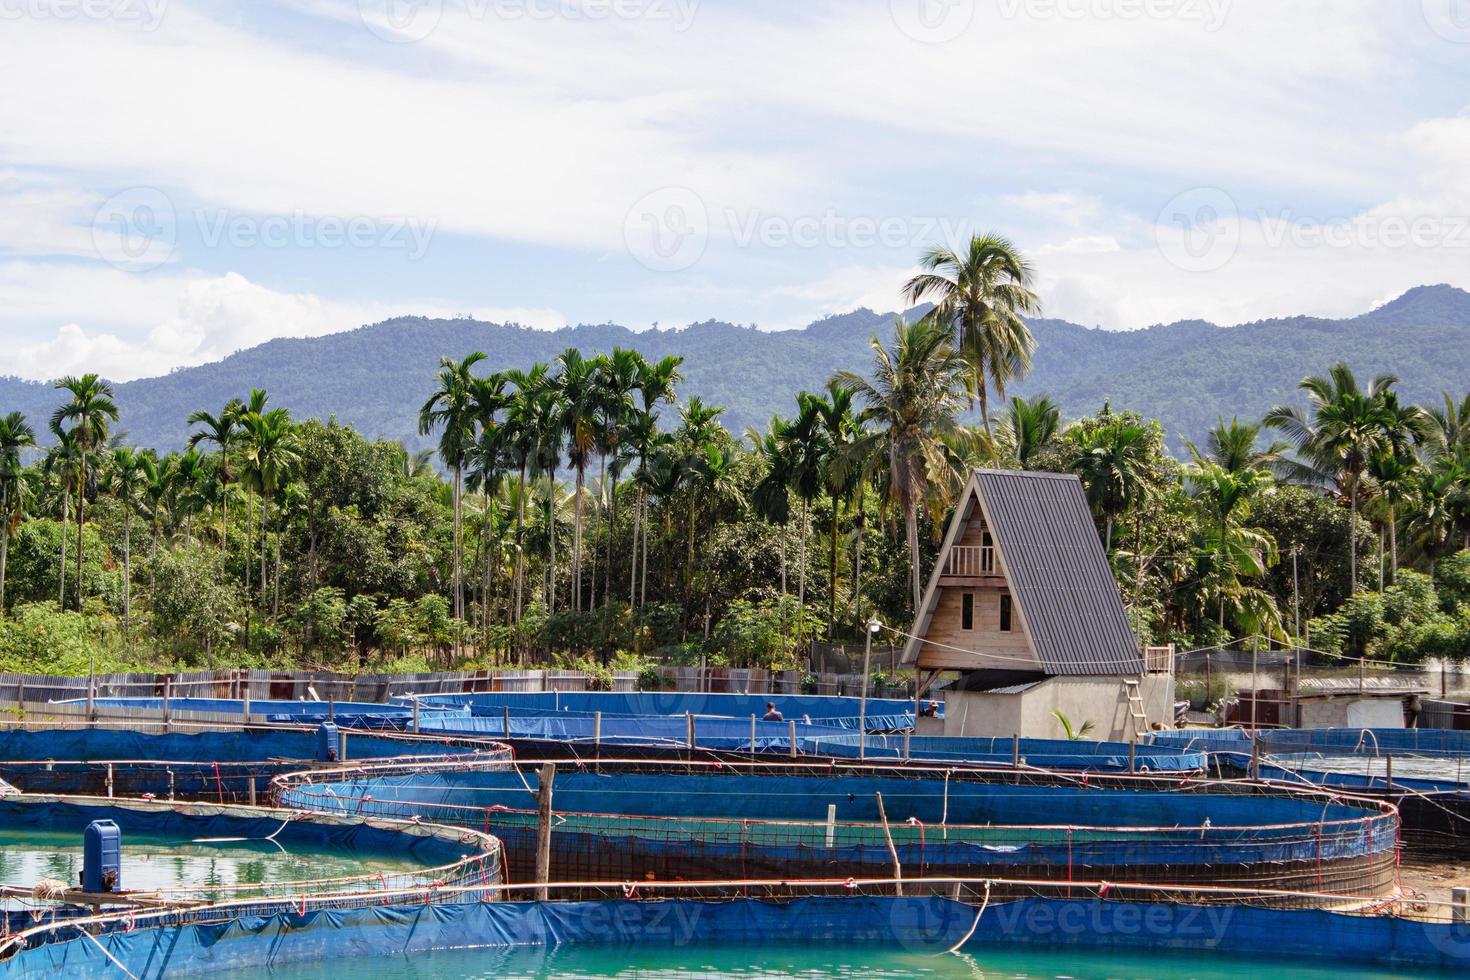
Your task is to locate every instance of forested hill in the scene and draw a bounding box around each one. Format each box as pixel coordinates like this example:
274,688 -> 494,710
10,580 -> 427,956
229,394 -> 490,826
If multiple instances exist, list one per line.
5,284 -> 1470,453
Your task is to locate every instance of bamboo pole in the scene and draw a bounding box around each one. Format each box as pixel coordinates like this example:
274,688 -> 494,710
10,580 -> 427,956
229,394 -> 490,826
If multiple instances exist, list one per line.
874,792 -> 902,896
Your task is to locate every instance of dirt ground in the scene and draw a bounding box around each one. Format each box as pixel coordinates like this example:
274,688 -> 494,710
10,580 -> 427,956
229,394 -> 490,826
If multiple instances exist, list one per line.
1397,850 -> 1470,919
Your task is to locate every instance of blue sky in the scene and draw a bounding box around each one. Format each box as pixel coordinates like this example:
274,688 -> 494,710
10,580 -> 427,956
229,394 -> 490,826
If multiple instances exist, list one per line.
3,0 -> 1470,380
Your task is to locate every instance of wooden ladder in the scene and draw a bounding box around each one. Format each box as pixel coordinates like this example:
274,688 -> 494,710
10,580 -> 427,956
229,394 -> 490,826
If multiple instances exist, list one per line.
1123,678 -> 1149,740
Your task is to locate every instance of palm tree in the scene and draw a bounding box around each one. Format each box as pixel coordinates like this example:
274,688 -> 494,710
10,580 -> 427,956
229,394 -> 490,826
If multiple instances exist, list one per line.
749,415 -> 795,599
1186,416 -> 1289,475
1188,460 -> 1276,627
106,446 -> 148,637
552,349 -> 600,611
592,349 -> 641,609
783,394 -> 825,610
1365,451 -> 1418,580
675,397 -> 728,606
42,425 -> 83,608
51,374 -> 119,611
240,406 -> 300,625
629,355 -> 682,610
812,382 -> 863,630
1426,391 -> 1470,458
0,412 -> 37,618
903,234 -> 1041,437
1068,418 -> 1151,551
1265,363 -> 1400,593
501,364 -> 551,622
833,317 -> 970,611
187,402 -> 243,553
420,352 -> 488,636
999,395 -> 1063,469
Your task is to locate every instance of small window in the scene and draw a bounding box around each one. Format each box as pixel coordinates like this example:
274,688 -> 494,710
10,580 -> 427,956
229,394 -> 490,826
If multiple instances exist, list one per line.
961,593 -> 975,631
999,595 -> 1013,633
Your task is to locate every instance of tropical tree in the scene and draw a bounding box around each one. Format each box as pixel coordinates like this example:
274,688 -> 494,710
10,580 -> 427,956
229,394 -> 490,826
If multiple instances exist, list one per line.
629,354 -> 682,610
552,349 -> 600,611
1067,417 -> 1151,551
0,412 -> 37,617
240,405 -> 300,623
186,401 -> 243,553
42,423 -> 83,607
812,382 -> 864,630
903,234 -> 1041,437
999,395 -> 1063,469
106,446 -> 148,636
51,374 -> 119,611
420,352 -> 488,638
833,317 -> 970,611
1186,416 -> 1289,475
1365,450 -> 1418,580
1265,363 -> 1400,593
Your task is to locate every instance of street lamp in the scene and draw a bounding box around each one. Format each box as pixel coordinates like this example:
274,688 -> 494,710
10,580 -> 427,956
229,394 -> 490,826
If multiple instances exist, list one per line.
859,616 -> 881,759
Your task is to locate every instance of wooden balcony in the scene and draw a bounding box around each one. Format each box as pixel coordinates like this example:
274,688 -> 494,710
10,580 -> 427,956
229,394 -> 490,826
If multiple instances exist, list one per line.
940,545 -> 1001,583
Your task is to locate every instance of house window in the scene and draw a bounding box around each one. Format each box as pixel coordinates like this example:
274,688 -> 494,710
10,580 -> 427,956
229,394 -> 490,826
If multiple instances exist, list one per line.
999,595 -> 1013,632
961,593 -> 975,631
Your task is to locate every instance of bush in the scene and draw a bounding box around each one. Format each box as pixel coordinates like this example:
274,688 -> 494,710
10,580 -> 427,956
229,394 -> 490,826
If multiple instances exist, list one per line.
0,602 -> 134,675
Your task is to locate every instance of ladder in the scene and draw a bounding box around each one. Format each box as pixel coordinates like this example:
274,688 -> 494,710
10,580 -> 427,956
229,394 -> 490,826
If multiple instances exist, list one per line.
1123,678 -> 1149,740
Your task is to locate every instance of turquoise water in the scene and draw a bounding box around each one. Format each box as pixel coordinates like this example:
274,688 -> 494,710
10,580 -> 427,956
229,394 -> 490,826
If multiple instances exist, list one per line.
0,828 -> 425,896
206,942 -> 1447,978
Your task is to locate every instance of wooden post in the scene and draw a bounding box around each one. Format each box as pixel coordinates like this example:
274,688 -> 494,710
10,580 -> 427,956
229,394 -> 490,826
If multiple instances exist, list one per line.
106,764 -> 114,799
503,705 -> 511,739
243,684 -> 251,721
1452,887 -> 1470,925
1128,742 -> 1136,774
1385,754 -> 1393,793
685,712 -> 695,750
412,698 -> 421,734
594,711 -> 602,751
534,763 -> 556,901
874,792 -> 902,896
163,677 -> 171,733
902,731 -> 910,763
749,715 -> 757,754
825,804 -> 836,848
1250,736 -> 1260,781
248,778 -> 257,807
15,678 -> 23,718
339,729 -> 348,762
168,769 -> 175,801
788,719 -> 797,758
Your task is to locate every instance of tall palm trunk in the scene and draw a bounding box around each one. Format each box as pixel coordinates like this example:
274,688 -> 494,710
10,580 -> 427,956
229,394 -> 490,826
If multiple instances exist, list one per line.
0,484 -> 10,619
122,502 -> 132,641
797,499 -> 809,608
245,488 -> 254,640
1347,475 -> 1358,594
641,494 -> 651,608
904,503 -> 921,613
1388,503 -> 1398,580
572,465 -> 585,612
852,509 -> 863,623
546,472 -> 557,614
828,491 -> 840,635
628,484 -> 641,611
75,458 -> 87,611
58,486 -> 68,607
453,463 -> 464,654
513,462 -> 527,622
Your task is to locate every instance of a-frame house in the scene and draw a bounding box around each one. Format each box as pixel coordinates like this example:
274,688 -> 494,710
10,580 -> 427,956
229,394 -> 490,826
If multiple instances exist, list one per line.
904,469 -> 1171,741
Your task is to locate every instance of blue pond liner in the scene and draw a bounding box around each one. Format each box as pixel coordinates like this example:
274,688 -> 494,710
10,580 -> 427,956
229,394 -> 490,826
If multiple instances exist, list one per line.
3,895 -> 1464,977
0,727 -> 496,799
412,690 -> 924,724
799,734 -> 1207,772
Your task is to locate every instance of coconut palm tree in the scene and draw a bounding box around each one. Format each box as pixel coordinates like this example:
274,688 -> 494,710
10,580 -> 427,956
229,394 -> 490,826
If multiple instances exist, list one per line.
420,352 -> 489,634
1186,416 -> 1289,476
240,406 -> 300,626
1068,418 -> 1151,551
903,234 -> 1041,437
106,446 -> 148,637
629,355 -> 682,609
1188,461 -> 1277,627
1365,450 -> 1419,581
0,412 -> 37,618
999,395 -> 1063,469
1265,363 -> 1400,593
592,349 -> 641,609
187,402 -> 243,554
1426,391 -> 1470,458
833,317 -> 970,612
51,374 -> 119,611
811,382 -> 863,631
748,415 -> 795,599
501,364 -> 551,622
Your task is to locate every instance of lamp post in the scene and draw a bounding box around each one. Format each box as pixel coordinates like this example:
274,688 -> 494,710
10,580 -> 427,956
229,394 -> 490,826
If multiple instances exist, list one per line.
859,616 -> 881,759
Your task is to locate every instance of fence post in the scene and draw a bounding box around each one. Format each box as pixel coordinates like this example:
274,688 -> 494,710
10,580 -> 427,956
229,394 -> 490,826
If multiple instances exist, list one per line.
825,803 -> 836,849
1129,742 -> 1136,775
534,763 -> 556,902
249,778 -> 257,807
503,705 -> 511,740
789,719 -> 797,759
15,678 -> 23,720
875,792 -> 902,896
594,711 -> 602,750
1453,887 -> 1469,925
686,712 -> 696,751
749,715 -> 756,754
412,697 -> 421,734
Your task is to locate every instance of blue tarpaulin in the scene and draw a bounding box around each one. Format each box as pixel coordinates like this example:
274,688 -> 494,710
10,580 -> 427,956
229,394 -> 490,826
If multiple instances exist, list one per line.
3,896 -> 1464,977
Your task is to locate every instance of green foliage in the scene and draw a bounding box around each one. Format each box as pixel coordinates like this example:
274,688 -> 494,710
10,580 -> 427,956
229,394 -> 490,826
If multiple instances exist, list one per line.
146,542 -> 242,659
2,519 -> 115,613
1308,570 -> 1468,664
1435,550 -> 1470,610
1050,708 -> 1096,741
705,597 -> 822,671
0,602 -> 134,674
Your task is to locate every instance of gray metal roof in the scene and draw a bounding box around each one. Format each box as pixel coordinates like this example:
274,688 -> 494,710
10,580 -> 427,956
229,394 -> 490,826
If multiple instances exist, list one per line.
973,469 -> 1143,676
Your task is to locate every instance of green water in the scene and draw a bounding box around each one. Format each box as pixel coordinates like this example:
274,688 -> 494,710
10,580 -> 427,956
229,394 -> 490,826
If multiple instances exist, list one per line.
204,942 -> 1446,978
0,828 -> 427,897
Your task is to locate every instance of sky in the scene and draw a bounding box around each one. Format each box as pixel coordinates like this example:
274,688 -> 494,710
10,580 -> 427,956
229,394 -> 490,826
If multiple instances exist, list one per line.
2,0 -> 1470,381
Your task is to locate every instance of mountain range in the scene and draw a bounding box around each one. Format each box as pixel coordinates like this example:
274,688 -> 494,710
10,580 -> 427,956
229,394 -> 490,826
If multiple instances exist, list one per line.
4,284 -> 1470,456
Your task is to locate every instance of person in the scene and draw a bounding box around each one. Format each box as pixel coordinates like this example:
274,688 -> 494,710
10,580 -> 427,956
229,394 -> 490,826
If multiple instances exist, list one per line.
919,701 -> 939,718
762,702 -> 783,722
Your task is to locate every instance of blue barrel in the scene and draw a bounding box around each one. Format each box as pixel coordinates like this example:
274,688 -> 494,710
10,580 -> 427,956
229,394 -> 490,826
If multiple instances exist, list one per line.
316,721 -> 340,762
82,820 -> 121,893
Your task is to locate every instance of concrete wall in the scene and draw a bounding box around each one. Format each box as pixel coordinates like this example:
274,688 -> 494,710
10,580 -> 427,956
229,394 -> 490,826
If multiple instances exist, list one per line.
943,674 -> 1175,742
1298,697 -> 1406,729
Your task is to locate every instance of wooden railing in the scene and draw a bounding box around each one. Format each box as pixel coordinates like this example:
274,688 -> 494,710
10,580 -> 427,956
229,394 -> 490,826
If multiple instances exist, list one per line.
945,545 -> 995,577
